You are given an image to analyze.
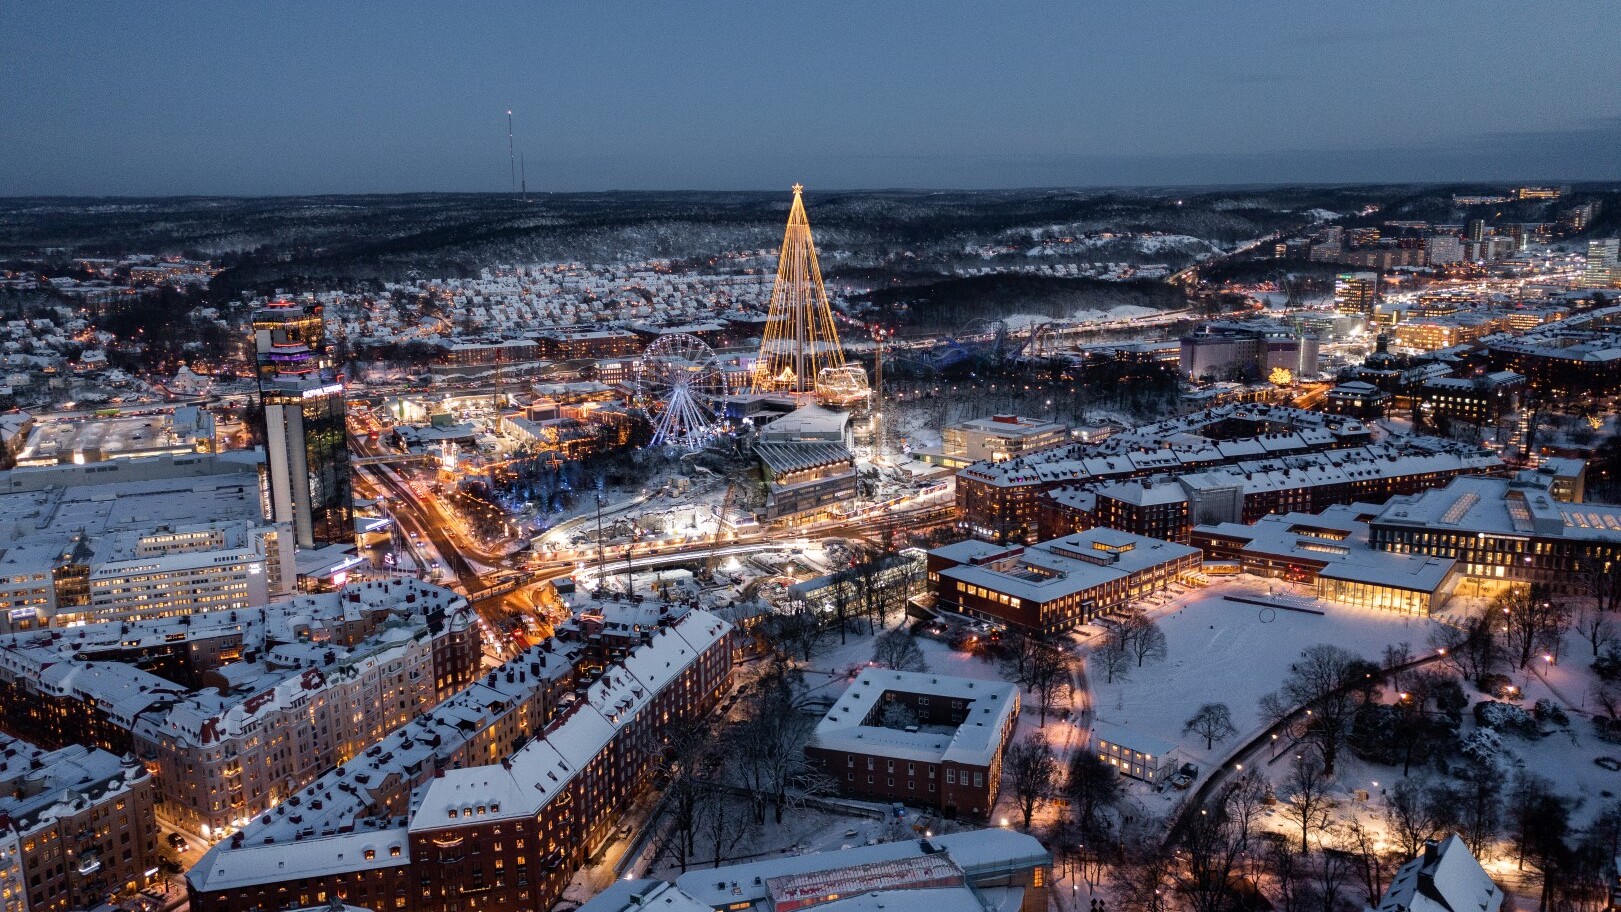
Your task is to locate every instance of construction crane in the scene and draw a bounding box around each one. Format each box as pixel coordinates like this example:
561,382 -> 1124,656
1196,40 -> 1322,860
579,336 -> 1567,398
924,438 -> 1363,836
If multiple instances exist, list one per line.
701,481 -> 739,583
1271,270 -> 1303,309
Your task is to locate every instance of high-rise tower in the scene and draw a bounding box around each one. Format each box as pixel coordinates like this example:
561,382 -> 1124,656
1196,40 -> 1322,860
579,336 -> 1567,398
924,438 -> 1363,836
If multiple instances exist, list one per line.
263,374 -> 353,549
252,299 -> 352,550
252,301 -> 329,381
752,185 -> 846,394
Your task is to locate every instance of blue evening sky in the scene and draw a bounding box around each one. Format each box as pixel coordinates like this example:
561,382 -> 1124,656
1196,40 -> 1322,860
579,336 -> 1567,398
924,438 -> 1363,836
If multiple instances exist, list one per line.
3,1 -> 1617,195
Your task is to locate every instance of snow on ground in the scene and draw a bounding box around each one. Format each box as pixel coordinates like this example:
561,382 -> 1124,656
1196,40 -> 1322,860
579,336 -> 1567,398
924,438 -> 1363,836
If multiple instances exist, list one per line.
642,797 -> 900,881
1088,578 -> 1443,769
1476,627 -> 1621,829
1000,304 -> 1161,331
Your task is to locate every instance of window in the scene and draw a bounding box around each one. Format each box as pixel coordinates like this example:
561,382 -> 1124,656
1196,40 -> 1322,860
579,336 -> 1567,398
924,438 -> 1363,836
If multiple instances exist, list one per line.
946,770 -> 956,784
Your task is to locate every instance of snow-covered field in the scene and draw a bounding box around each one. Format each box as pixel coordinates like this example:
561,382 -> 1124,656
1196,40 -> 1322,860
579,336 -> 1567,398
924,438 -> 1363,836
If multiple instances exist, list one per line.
1088,579 -> 1442,767
1000,304 -> 1161,330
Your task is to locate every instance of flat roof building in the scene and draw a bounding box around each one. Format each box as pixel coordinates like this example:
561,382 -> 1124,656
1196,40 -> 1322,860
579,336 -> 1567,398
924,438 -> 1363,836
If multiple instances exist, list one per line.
1367,474 -> 1621,593
928,529 -> 1201,634
13,407 -> 216,467
806,668 -> 1019,820
659,829 -> 1052,912
1091,720 -> 1179,783
0,465 -> 293,631
939,415 -> 1068,466
1192,503 -> 1460,615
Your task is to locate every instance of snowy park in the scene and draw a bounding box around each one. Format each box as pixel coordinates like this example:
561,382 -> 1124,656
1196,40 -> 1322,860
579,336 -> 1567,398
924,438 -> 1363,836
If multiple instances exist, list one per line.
1087,579 -> 1444,768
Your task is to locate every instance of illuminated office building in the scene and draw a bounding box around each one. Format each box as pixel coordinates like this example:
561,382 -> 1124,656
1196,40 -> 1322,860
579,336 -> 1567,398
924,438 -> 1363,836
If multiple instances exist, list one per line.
263,376 -> 353,549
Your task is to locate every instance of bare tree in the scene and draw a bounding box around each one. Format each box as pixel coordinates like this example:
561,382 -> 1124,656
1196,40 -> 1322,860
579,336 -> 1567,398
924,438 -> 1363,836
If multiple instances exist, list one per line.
1583,562 -> 1621,615
1122,614 -> 1169,668
1183,703 -> 1238,751
1279,753 -> 1335,854
1505,770 -> 1573,911
825,567 -> 859,644
1340,818 -> 1397,907
697,781 -> 754,869
872,628 -> 927,672
1094,626 -> 1133,685
1262,644 -> 1370,775
1112,838 -> 1176,912
1309,833 -> 1356,912
1428,608 -> 1503,682
1381,642 -> 1414,694
997,633 -> 1070,726
996,630 -> 1039,683
1576,602 -> 1616,658
1453,758 -> 1502,858
1498,587 -> 1568,670
1382,777 -> 1448,859
762,609 -> 827,663
1264,836 -> 1309,912
1177,771 -> 1268,912
733,659 -> 831,824
1025,641 -> 1072,727
1004,737 -> 1058,830
1066,750 -> 1122,838
851,557 -> 891,634
654,719 -> 718,873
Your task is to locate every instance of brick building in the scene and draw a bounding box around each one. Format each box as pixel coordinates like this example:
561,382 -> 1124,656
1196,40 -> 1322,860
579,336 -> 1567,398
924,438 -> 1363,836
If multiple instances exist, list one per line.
1030,443 -> 1505,545
536,329 -> 642,361
927,529 -> 1201,634
186,610 -> 734,912
955,404 -> 1378,543
0,735 -> 162,912
805,668 -> 1018,820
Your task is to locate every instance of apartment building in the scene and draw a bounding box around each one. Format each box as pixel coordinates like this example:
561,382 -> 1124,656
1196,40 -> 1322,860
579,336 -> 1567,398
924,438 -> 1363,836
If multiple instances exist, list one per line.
0,734 -> 162,912
535,329 -> 642,361
187,610 -> 734,912
956,404 -> 1377,543
0,579 -> 481,842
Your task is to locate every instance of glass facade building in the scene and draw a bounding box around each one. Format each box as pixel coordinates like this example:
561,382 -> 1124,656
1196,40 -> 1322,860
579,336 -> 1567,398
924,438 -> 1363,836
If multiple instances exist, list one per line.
263,377 -> 353,549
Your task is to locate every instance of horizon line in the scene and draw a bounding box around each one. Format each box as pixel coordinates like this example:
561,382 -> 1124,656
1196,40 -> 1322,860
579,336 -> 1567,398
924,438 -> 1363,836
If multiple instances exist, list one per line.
4,178 -> 1620,203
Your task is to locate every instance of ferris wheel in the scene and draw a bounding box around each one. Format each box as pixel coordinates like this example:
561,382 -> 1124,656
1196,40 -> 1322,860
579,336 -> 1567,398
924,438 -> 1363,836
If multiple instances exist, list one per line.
635,333 -> 726,450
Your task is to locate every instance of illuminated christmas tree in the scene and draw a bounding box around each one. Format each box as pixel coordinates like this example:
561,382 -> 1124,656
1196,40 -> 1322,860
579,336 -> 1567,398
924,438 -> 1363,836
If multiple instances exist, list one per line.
752,185 -> 847,393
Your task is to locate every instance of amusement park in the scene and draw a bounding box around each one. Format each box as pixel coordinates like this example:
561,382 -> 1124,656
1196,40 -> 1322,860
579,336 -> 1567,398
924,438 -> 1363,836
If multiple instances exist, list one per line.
343,183 -> 966,661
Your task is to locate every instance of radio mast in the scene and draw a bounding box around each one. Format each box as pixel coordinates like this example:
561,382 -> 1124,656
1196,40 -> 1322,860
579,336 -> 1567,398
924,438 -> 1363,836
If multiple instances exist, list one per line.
506,109 -> 517,195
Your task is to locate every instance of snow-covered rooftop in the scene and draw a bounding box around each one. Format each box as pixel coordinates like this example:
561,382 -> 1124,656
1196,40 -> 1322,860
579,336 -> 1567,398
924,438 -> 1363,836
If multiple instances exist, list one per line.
808,668 -> 1018,767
